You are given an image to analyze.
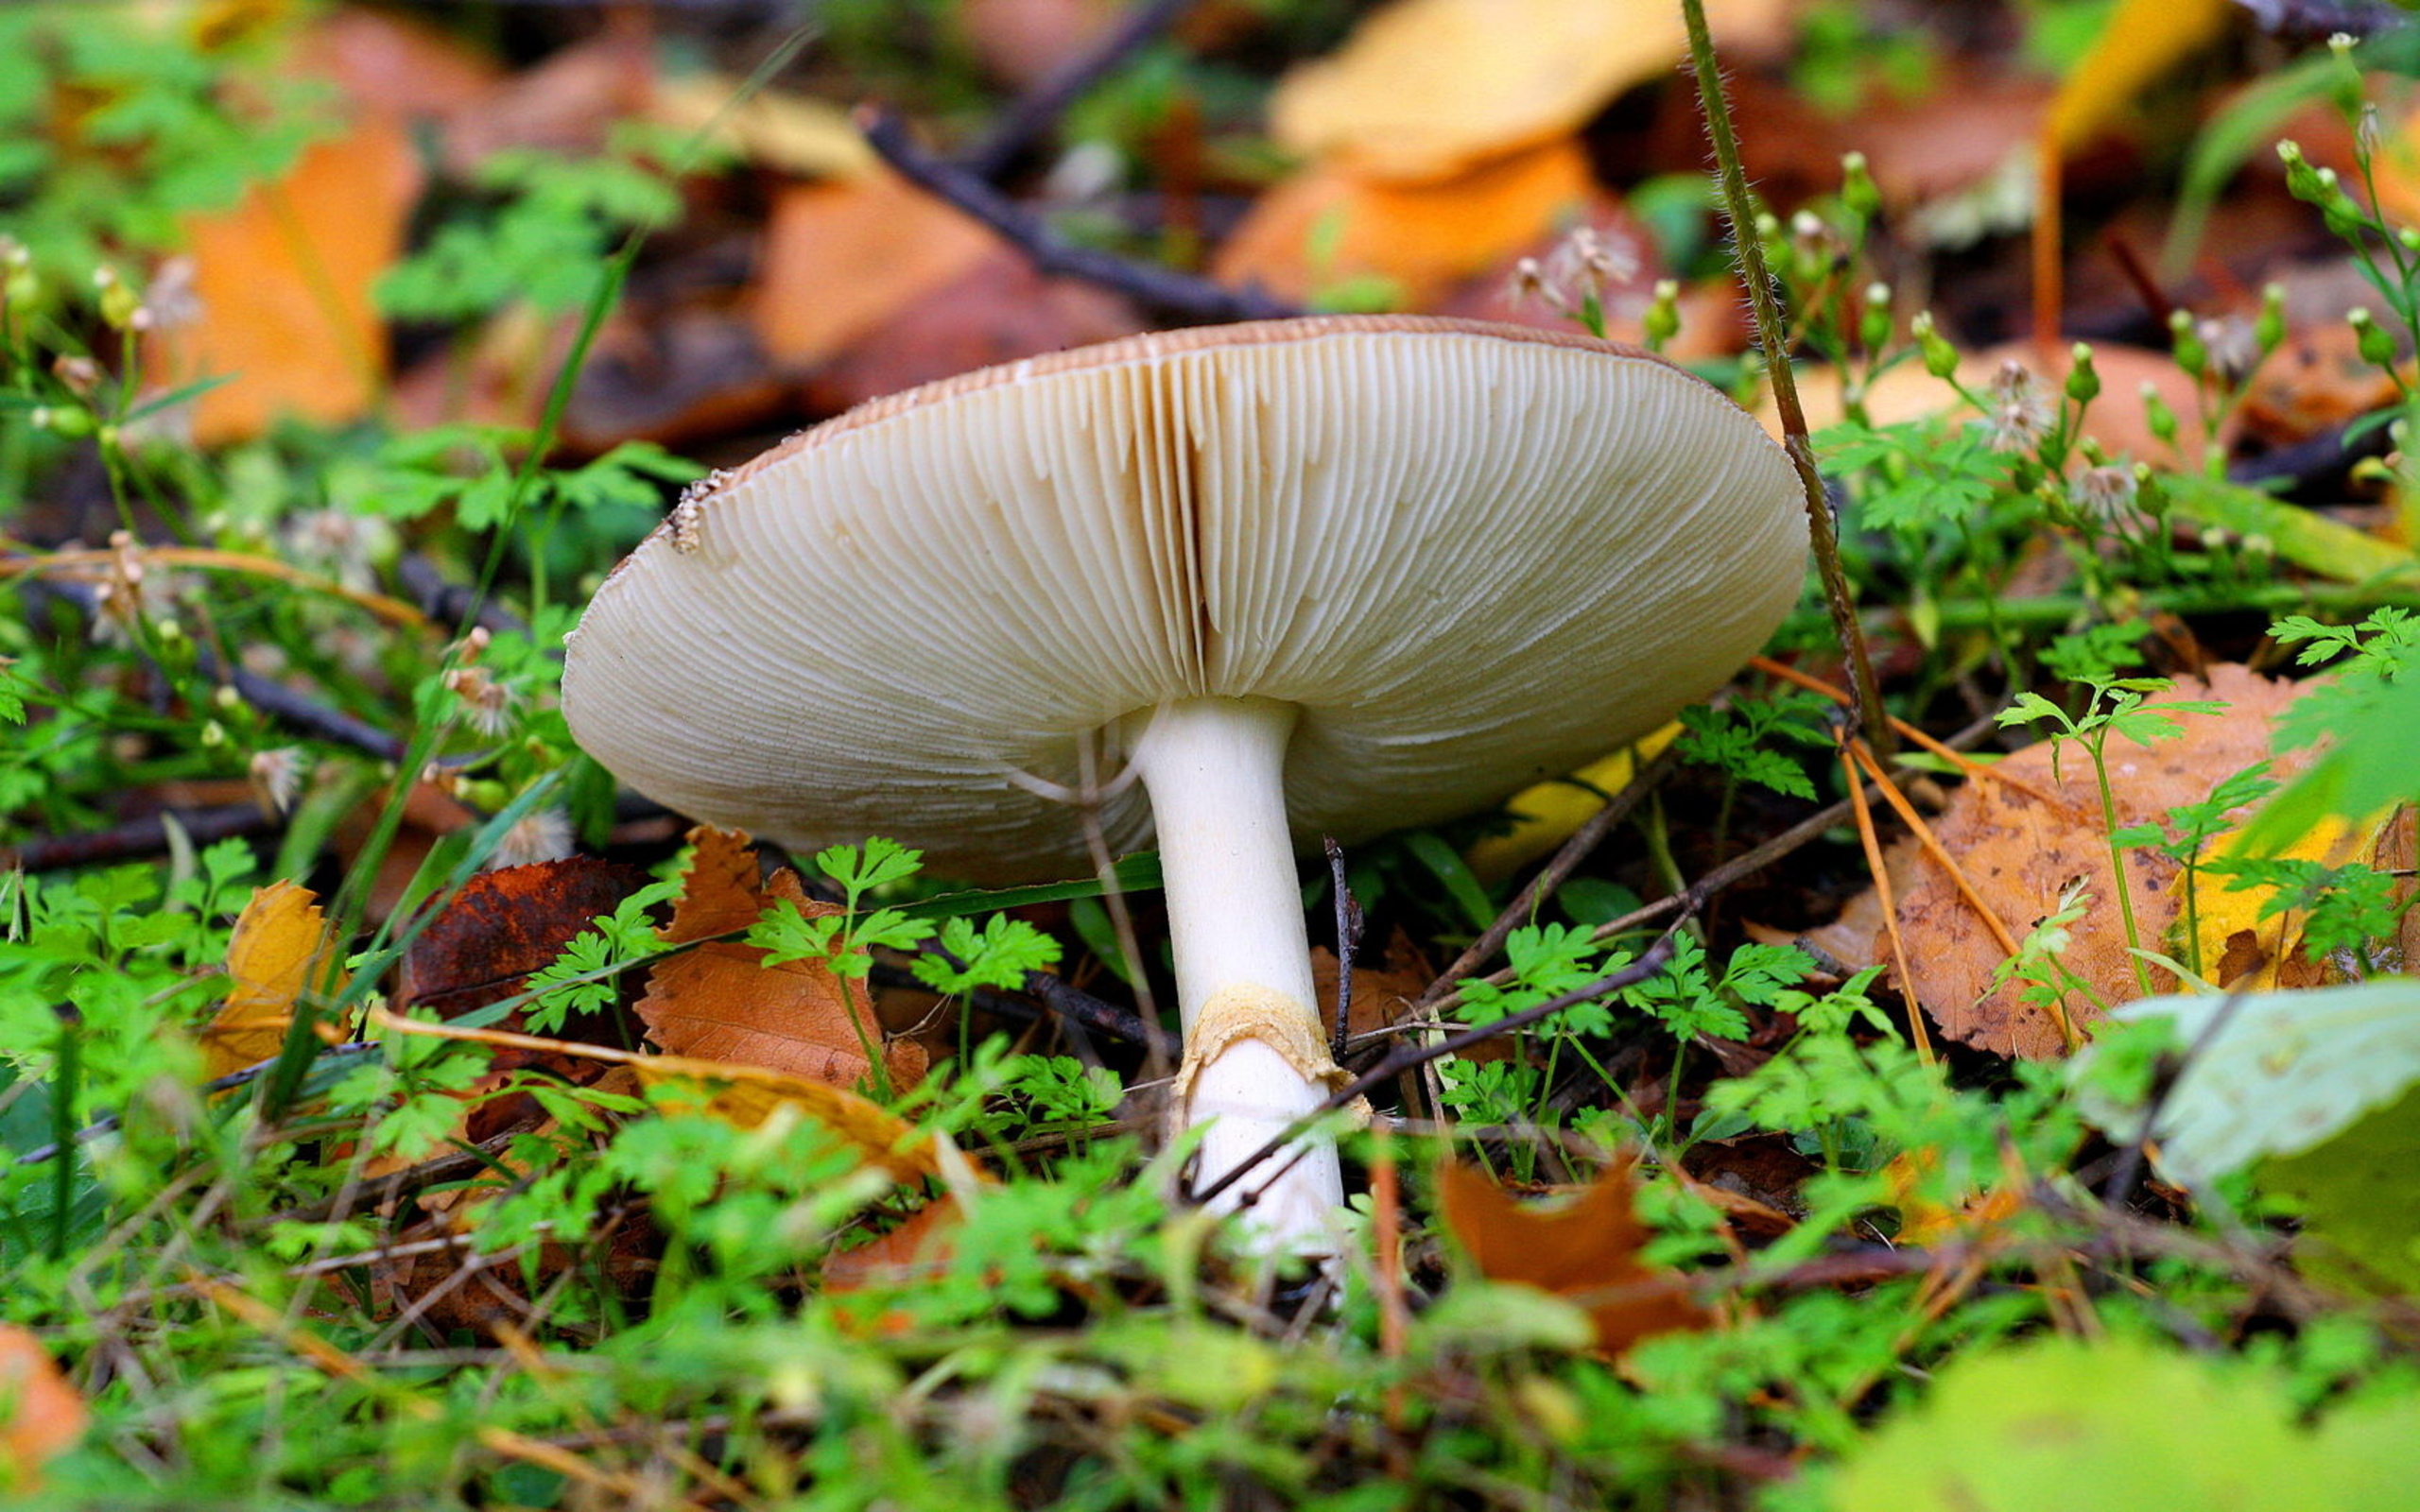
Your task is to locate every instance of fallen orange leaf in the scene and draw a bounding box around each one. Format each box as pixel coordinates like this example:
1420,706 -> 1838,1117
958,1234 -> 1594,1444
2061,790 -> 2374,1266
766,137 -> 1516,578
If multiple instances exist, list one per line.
146,112 -> 421,445
751,170 -> 998,368
1435,1154 -> 1707,1355
0,1327 -> 86,1491
1214,138 -> 1593,309
639,827 -> 927,1092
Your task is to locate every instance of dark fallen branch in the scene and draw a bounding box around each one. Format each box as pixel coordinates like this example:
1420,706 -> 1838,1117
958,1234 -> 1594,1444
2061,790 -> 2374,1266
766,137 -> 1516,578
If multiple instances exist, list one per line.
859,106 -> 1298,327
956,0 -> 1203,182
885,946 -> 1177,1057
35,575 -> 406,762
6,801 -> 273,873
1415,741 -> 1685,1014
397,556 -> 527,641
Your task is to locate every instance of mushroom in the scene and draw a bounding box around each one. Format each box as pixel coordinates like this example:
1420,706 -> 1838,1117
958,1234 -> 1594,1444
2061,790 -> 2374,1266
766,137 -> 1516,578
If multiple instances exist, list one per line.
562,315 -> 1805,1251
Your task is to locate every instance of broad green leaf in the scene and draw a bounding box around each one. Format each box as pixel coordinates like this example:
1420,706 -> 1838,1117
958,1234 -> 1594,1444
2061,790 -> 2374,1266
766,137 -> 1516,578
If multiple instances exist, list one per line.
1831,1335 -> 2420,1511
2078,979 -> 2420,1192
2165,475 -> 2420,588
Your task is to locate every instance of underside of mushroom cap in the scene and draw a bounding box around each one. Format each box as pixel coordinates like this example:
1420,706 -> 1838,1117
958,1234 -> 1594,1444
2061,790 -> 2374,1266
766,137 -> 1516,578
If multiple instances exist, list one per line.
563,316 -> 1806,883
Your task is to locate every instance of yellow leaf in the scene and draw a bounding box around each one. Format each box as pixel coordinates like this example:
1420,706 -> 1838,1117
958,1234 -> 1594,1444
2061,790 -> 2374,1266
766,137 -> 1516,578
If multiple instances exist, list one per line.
1271,0 -> 1789,182
630,1055 -> 943,1182
2045,0 -> 2233,157
204,880 -> 348,1080
1466,724 -> 1678,882
2193,807 -> 2411,993
648,73 -> 876,180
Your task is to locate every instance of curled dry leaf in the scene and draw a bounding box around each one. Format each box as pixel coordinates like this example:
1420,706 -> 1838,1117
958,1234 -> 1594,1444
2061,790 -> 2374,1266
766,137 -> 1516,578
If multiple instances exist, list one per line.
394,857 -> 648,1141
638,828 -> 927,1092
1810,666 -> 2310,1059
203,879 -> 350,1080
1434,1154 -> 1708,1355
1270,0 -> 1791,182
1213,137 -> 1593,308
0,1327 -> 87,1490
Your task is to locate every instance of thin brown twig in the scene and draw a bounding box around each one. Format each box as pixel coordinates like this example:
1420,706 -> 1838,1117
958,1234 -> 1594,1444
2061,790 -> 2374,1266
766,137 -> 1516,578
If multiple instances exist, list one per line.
1394,711 -> 1999,1033
1413,741 -> 1685,1013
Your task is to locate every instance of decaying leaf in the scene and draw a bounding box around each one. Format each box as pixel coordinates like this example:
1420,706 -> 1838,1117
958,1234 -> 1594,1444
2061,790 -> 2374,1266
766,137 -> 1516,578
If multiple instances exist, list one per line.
203,879 -> 349,1079
0,1327 -> 87,1491
751,170 -> 998,368
639,828 -> 927,1093
145,112 -> 422,445
2082,978 -> 2420,1194
1813,666 -> 2308,1058
1270,0 -> 1790,181
1309,932 -> 1434,1044
1434,1154 -> 1707,1355
1213,137 -> 1594,307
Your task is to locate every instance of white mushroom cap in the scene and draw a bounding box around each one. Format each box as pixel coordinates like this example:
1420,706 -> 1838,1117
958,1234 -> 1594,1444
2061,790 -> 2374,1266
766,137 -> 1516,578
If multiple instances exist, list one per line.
563,315 -> 1806,882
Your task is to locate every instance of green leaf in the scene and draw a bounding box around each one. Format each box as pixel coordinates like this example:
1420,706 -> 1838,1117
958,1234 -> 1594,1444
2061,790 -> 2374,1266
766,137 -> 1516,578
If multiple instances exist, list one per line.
1831,1336 -> 2420,1512
2078,979 -> 2420,1191
2165,473 -> 2420,587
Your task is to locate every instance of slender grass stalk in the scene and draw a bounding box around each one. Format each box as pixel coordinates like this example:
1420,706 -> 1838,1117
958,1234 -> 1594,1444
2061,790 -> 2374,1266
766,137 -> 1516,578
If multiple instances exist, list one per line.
1678,0 -> 1893,762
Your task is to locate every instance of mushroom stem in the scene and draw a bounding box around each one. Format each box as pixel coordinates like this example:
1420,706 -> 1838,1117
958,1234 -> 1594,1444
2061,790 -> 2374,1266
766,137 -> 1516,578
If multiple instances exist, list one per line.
1130,696 -> 1346,1251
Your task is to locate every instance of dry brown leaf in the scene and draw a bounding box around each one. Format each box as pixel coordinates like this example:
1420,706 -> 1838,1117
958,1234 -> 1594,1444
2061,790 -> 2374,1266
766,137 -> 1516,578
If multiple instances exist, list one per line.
959,0 -> 1119,88
1270,0 -> 1791,182
1434,1154 -> 1708,1355
640,828 -> 927,1093
333,781 -> 477,924
1309,936 -> 1432,1045
823,1200 -> 963,1291
803,247 -> 1147,413
0,1327 -> 87,1490
147,112 -> 421,445
1214,137 -> 1593,308
751,170 -> 998,368
1825,666 -> 2310,1058
204,879 -> 347,1079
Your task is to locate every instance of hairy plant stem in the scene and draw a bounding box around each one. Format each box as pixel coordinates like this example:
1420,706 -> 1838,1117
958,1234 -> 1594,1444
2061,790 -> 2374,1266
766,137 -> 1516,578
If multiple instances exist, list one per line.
1679,0 -> 1892,763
